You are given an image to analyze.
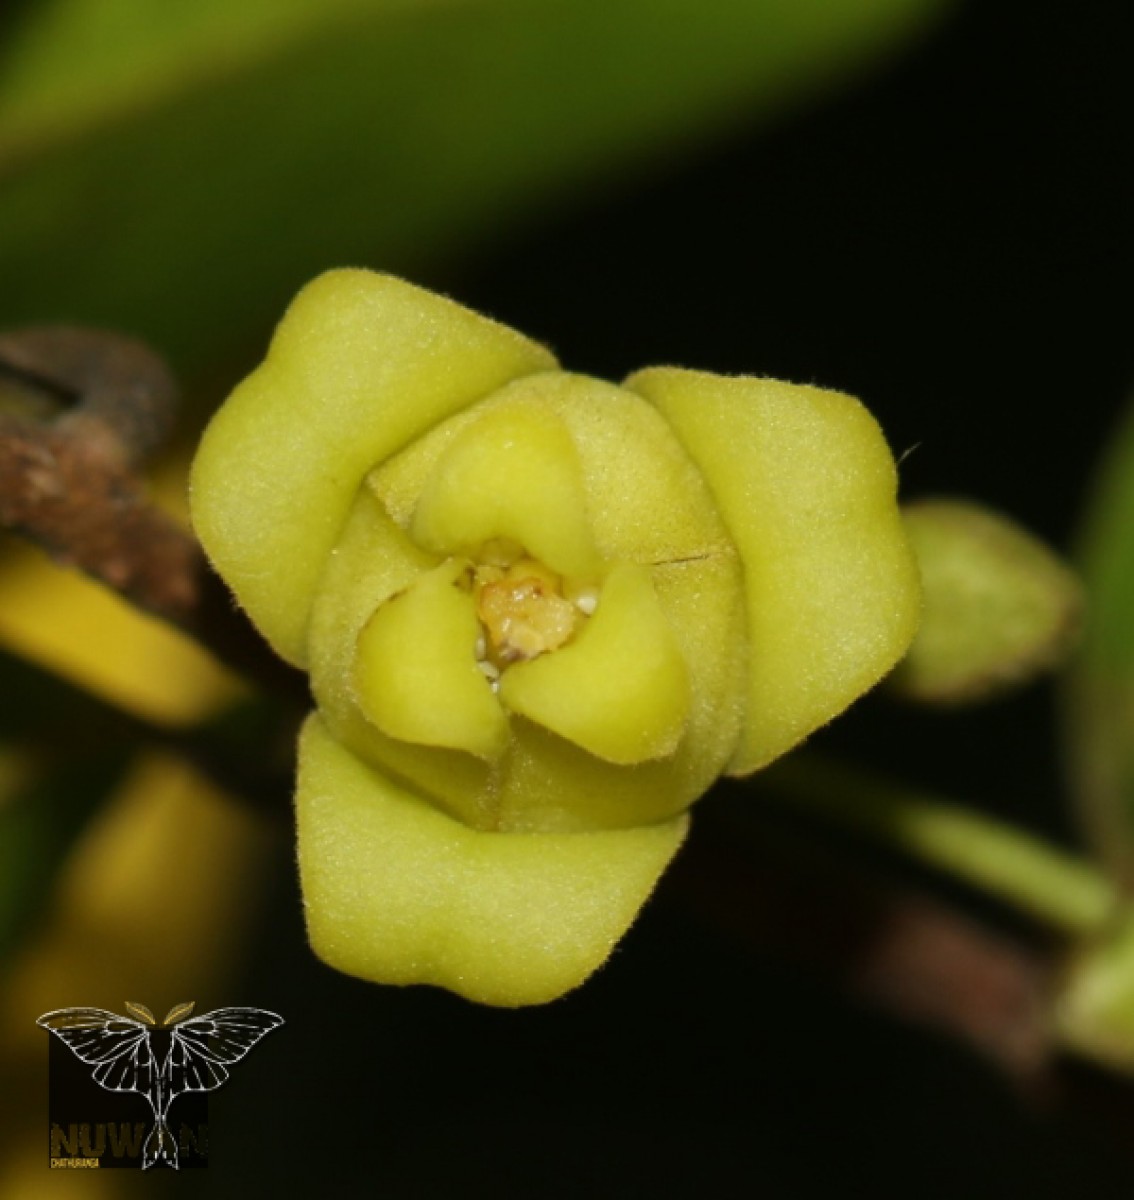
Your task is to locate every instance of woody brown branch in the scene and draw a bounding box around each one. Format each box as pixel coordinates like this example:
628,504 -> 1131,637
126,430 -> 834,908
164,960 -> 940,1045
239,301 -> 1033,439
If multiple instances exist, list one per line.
671,794 -> 1055,1085
0,326 -> 304,700
0,414 -> 203,618
0,325 -> 176,465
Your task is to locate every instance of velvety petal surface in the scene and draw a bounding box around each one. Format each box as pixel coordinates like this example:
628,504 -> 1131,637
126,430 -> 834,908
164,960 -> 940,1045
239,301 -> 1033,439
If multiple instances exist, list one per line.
370,371 -> 736,567
190,270 -> 556,664
296,714 -> 688,1007
626,368 -> 921,773
307,485 -> 495,830
410,405 -> 600,578
361,371 -> 748,829
354,560 -> 509,760
500,563 -> 691,764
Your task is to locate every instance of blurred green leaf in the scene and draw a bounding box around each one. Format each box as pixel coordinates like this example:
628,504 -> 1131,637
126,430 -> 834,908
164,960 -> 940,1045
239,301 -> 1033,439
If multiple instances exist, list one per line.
0,0 -> 950,377
0,0 -> 381,148
1067,399 -> 1134,889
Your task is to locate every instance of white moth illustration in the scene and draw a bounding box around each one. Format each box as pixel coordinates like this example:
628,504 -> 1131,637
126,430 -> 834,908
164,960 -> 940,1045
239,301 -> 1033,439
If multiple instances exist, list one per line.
37,1001 -> 283,1169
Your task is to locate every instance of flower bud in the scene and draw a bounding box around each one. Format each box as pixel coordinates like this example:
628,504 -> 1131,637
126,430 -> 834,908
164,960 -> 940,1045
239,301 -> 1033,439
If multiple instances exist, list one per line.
892,499 -> 1083,704
1058,912 -> 1134,1072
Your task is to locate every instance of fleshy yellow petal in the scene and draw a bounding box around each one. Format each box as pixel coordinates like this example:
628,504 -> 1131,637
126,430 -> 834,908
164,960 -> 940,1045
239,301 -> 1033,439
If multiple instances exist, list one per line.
296,715 -> 688,1007
190,270 -> 556,665
308,486 -> 495,828
626,368 -> 921,773
359,370 -> 747,831
410,404 -> 600,578
500,564 -> 690,764
495,554 -> 745,833
370,371 -> 735,568
355,560 -> 508,760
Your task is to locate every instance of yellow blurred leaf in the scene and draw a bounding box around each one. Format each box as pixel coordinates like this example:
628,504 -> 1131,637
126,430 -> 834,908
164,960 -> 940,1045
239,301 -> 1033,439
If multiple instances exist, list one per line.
0,536 -> 243,724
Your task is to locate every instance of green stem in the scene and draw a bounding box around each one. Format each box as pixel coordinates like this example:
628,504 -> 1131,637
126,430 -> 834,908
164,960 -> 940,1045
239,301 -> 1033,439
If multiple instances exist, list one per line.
758,756 -> 1119,937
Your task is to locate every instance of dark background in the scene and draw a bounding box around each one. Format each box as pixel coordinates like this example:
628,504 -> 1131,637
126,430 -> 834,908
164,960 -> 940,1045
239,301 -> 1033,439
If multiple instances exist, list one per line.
171,1 -> 1134,1198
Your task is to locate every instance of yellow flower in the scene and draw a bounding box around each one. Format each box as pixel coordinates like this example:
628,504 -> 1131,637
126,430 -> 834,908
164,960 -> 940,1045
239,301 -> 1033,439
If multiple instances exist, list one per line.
190,270 -> 920,1006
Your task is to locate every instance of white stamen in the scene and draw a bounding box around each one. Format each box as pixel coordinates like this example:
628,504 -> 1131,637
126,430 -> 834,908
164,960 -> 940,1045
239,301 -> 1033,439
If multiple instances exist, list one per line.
573,589 -> 599,616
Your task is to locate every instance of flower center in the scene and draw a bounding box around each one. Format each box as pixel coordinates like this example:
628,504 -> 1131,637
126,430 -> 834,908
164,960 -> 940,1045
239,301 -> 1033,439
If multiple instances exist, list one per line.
468,539 -> 598,683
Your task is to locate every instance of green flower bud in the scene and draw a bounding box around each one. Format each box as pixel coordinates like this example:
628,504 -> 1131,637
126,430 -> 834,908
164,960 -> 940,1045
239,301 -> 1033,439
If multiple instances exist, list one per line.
892,499 -> 1083,704
190,270 -> 921,1005
1058,912 -> 1134,1072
